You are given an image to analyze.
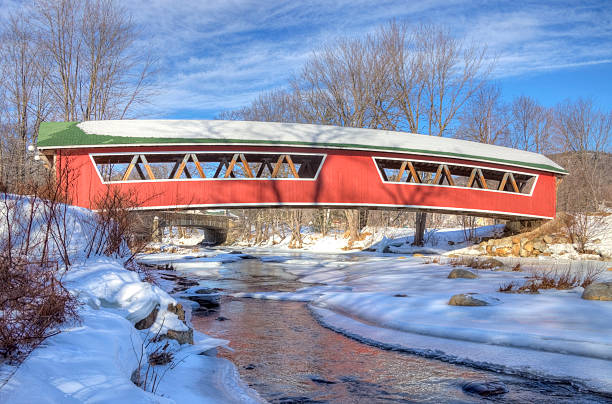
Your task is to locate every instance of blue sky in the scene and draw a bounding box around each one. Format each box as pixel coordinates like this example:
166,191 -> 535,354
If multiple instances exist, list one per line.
7,0 -> 612,118
120,0 -> 612,119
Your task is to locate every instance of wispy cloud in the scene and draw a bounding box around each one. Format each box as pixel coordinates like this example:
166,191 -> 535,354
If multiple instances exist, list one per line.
6,0 -> 612,117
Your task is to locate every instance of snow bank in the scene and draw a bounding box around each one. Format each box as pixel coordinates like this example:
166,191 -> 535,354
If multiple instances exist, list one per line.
0,197 -> 262,403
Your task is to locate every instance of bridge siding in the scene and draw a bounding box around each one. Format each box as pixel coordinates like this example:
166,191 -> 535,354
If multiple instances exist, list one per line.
62,145 -> 557,219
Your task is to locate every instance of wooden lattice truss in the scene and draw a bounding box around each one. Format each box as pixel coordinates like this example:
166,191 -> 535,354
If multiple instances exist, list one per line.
93,152 -> 324,182
375,158 -> 534,193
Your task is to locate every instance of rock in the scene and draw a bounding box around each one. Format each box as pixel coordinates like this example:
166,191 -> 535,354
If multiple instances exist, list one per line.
495,247 -> 510,257
511,244 -> 520,256
497,238 -> 513,248
519,248 -> 530,258
135,306 -> 159,330
216,316 -> 229,321
394,293 -> 408,297
581,282 -> 612,301
607,267 -> 612,272
523,242 -> 534,252
478,257 -> 503,269
239,254 -> 258,260
543,235 -> 554,244
448,268 -> 478,279
244,364 -> 256,370
511,236 -> 521,244
533,241 -> 547,252
486,245 -> 494,255
166,328 -> 194,345
413,253 -> 424,257
462,381 -> 508,396
449,293 -> 492,306
186,294 -> 220,309
167,303 -> 185,322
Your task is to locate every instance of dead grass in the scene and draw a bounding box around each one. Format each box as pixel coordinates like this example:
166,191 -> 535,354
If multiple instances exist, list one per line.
449,256 -> 503,270
499,263 -> 603,293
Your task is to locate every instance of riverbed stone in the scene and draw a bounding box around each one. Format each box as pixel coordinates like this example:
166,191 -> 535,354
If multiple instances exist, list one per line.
166,328 -> 194,345
135,306 -> 158,330
581,282 -> 612,301
167,303 -> 185,322
462,381 -> 508,396
447,268 -> 478,279
448,293 -> 490,306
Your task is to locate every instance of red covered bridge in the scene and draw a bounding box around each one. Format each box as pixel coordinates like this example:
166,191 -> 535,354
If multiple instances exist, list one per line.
36,120 -> 566,220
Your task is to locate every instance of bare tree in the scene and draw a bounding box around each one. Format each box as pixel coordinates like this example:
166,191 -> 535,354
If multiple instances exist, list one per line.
553,98 -> 611,212
509,95 -> 553,153
35,0 -> 155,121
0,10 -> 50,188
385,23 -> 492,245
456,84 -> 509,145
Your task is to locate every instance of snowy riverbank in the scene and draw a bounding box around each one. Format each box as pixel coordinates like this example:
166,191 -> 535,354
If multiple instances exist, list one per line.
0,200 -> 262,403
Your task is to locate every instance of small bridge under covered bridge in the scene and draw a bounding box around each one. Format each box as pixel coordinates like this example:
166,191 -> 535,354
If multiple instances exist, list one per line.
132,211 -> 231,245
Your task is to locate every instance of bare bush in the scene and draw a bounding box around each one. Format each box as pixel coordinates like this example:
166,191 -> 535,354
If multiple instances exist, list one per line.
560,213 -> 606,254
499,264 -> 603,293
84,187 -> 147,263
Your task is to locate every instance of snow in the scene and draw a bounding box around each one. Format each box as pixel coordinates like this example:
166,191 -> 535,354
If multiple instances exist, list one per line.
0,199 -> 262,403
76,120 -> 565,173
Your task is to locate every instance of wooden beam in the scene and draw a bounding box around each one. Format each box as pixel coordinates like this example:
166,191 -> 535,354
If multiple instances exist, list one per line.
224,154 -> 239,178
466,168 -> 477,188
406,162 -> 421,183
134,163 -> 146,180
173,154 -> 191,179
478,169 -> 488,189
285,155 -> 299,178
140,155 -> 155,180
191,154 -> 205,178
498,172 -> 509,191
395,161 -> 407,182
239,153 -> 253,178
508,173 -> 519,192
432,165 -> 443,184
442,165 -> 455,186
121,155 -> 139,181
213,159 -> 226,178
271,155 -> 285,178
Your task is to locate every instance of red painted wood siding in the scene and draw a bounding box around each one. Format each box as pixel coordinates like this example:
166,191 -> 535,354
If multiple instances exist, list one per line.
59,145 -> 558,219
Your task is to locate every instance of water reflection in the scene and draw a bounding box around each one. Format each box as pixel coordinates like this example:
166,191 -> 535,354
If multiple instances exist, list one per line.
167,252 -> 610,403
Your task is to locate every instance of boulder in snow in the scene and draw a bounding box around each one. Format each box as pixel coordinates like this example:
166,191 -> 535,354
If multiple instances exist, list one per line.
448,293 -> 498,306
166,328 -> 194,345
447,268 -> 478,279
582,282 -> 612,301
135,305 -> 159,330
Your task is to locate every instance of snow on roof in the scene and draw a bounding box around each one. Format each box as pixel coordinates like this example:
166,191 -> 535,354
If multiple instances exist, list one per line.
37,120 -> 566,174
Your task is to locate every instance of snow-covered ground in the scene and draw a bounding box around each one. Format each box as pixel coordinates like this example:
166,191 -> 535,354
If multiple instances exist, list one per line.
0,200 -> 262,403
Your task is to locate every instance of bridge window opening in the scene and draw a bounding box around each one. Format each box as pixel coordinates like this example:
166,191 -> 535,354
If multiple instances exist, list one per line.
374,158 -> 536,194
92,152 -> 325,182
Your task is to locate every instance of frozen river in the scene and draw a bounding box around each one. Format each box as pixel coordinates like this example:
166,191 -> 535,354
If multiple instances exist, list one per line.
140,250 -> 612,403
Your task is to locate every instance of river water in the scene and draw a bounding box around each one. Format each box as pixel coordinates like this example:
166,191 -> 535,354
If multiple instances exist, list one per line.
154,251 -> 610,403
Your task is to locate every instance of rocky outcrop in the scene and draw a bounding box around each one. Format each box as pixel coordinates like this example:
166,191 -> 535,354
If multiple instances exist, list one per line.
447,268 -> 478,279
582,282 -> 612,301
475,233 -> 571,258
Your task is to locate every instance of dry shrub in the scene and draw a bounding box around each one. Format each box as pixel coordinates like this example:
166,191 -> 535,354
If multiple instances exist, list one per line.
499,264 -> 603,293
0,256 -> 78,360
0,170 -> 79,361
560,213 -> 606,254
84,187 -> 149,263
449,256 -> 503,270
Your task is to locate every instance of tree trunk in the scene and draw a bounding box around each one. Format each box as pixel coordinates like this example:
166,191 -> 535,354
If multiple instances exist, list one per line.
345,209 -> 360,243
413,212 -> 427,246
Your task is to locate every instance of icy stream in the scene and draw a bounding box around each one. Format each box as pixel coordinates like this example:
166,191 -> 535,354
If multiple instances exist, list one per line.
142,251 -> 612,403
